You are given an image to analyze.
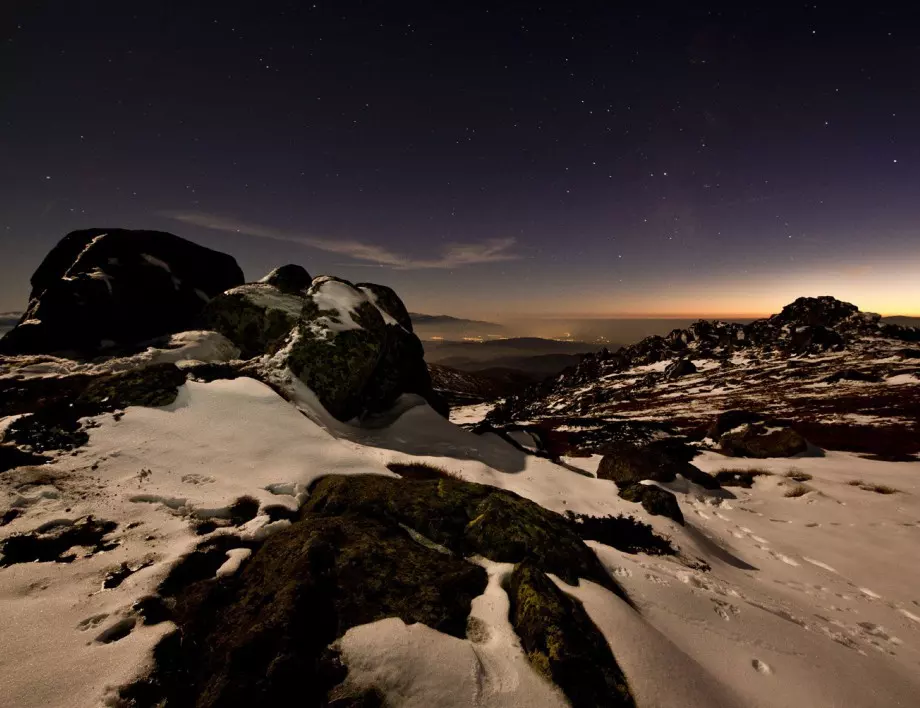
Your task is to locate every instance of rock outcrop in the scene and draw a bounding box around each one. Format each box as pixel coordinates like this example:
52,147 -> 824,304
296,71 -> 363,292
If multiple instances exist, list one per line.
0,229 -> 244,354
718,422 -> 809,458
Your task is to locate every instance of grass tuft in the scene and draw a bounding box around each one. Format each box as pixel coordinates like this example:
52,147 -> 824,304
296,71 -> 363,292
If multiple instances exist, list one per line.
784,484 -> 811,498
785,468 -> 812,482
846,479 -> 901,494
386,461 -> 460,481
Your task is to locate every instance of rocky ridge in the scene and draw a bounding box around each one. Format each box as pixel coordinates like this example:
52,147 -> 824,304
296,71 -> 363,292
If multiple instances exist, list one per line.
486,296 -> 920,462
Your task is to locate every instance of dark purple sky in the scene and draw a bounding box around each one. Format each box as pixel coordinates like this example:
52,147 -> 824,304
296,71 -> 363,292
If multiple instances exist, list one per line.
2,2 -> 918,318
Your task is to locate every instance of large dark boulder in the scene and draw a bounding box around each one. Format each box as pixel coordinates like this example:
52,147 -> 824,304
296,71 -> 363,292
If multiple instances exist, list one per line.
707,410 -> 767,439
507,562 -> 635,708
259,264 -> 312,295
769,296 -> 859,329
787,325 -> 845,354
618,483 -> 684,525
597,439 -> 719,490
356,282 -> 413,332
719,422 -> 808,458
664,358 -> 697,379
0,229 -> 244,354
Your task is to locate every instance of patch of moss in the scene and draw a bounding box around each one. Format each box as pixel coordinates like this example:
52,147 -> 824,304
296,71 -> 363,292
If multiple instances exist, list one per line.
124,512 -> 487,707
304,474 -> 624,595
507,562 -> 635,708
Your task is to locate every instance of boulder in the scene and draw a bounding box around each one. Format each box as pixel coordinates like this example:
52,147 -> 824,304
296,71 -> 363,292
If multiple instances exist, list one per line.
719,422 -> 808,458
618,483 -> 684,525
664,358 -> 697,379
262,276 -> 445,420
708,409 -> 766,438
821,369 -> 882,384
258,263 -> 312,294
356,282 -> 414,332
304,474 -> 622,593
123,512 -> 487,707
597,439 -> 719,490
770,296 -> 859,329
787,325 -> 845,354
0,229 -> 244,354
201,282 -> 306,359
507,562 -> 635,708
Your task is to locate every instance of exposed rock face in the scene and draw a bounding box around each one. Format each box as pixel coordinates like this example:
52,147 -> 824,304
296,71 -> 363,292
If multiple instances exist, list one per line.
664,358 -> 697,379
618,483 -> 684,525
201,282 -> 306,359
507,562 -> 635,708
0,363 -> 187,456
719,422 -> 809,458
0,229 -> 244,354
259,263 -> 312,295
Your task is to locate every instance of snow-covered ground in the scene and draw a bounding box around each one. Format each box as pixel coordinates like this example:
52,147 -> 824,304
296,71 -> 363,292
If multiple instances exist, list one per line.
2,368 -> 919,707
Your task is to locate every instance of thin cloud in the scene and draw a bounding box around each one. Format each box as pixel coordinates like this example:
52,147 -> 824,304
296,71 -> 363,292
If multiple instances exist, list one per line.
164,211 -> 519,269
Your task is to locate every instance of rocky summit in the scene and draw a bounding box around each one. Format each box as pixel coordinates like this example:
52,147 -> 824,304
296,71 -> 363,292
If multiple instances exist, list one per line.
1,233 -> 919,708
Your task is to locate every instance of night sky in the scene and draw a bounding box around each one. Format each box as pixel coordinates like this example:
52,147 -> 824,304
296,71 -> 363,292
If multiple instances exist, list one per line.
2,2 -> 918,319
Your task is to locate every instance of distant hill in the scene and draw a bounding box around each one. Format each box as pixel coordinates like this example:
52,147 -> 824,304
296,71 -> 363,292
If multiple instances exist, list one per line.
883,316 -> 920,327
409,312 -> 506,339
0,312 -> 20,336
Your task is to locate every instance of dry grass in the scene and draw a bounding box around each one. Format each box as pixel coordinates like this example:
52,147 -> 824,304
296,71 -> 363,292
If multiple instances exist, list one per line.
785,469 -> 813,482
386,461 -> 460,481
784,483 -> 811,498
846,479 -> 901,494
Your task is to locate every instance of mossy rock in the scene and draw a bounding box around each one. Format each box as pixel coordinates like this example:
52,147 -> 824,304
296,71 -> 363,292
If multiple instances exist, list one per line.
618,483 -> 684,525
121,512 -> 486,707
201,283 -> 305,359
276,277 -> 389,421
304,474 -> 623,594
719,423 -> 808,458
507,562 -> 635,708
1,363 -> 186,454
75,362 -> 187,410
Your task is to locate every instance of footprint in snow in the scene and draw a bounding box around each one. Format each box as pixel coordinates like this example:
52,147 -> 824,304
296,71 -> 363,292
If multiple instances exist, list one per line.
94,616 -> 136,644
751,659 -> 772,674
77,613 -> 109,631
611,566 -> 633,578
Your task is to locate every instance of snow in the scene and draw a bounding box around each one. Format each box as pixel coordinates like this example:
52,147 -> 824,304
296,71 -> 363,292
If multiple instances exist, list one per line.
336,560 -> 569,707
2,370 -> 920,707
448,402 -> 495,425
311,278 -> 371,333
225,283 -> 305,319
140,253 -> 172,273
358,286 -> 401,327
0,330 -> 239,379
885,373 -> 919,385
